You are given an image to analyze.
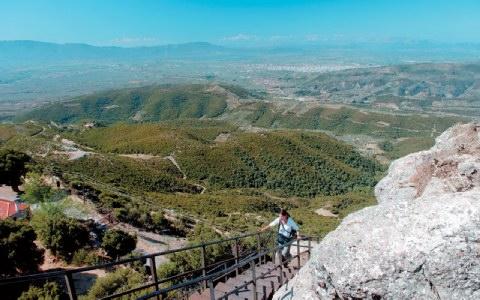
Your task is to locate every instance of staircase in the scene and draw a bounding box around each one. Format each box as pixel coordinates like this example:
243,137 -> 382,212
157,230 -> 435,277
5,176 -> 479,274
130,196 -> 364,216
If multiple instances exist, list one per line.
0,232 -> 317,300
190,252 -> 309,300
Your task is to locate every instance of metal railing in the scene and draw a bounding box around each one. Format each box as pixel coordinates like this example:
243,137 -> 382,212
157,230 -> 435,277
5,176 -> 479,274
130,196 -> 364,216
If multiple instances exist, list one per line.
0,231 -> 317,300
140,236 -> 315,300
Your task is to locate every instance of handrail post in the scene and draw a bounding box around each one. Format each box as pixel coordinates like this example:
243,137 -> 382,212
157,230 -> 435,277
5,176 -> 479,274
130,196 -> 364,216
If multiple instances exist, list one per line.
150,256 -> 160,300
201,245 -> 207,289
223,262 -> 228,282
296,239 -> 301,269
278,257 -> 283,286
250,260 -> 258,300
256,232 -> 262,264
64,272 -> 78,300
208,278 -> 215,300
307,238 -> 312,260
272,233 -> 276,264
234,238 -> 240,276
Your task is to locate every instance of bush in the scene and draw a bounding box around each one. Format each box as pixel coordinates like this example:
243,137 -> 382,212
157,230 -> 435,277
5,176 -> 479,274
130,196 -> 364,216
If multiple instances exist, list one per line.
31,206 -> 90,261
71,249 -> 102,266
101,229 -> 137,260
18,282 -> 60,300
0,219 -> 44,277
84,268 -> 147,300
0,149 -> 30,192
21,173 -> 66,204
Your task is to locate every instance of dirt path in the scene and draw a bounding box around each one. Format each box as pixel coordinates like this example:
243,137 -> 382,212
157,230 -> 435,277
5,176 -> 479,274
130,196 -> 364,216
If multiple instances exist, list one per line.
263,192 -> 285,201
119,153 -> 207,194
68,195 -> 187,265
119,153 -> 162,160
51,138 -> 93,160
315,208 -> 338,218
164,154 -> 187,180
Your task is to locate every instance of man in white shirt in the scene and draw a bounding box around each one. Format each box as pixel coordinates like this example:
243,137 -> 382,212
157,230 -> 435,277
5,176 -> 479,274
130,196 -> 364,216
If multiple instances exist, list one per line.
259,209 -> 300,264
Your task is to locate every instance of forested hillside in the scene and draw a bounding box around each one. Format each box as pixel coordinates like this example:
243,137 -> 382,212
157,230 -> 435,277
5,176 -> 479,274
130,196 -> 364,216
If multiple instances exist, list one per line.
72,122 -> 382,197
0,121 -> 382,237
17,83 -> 468,163
4,82 -> 467,244
18,84 -> 232,124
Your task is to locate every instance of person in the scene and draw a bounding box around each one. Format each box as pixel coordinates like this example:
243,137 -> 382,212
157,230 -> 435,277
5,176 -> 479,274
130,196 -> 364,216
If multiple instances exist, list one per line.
259,208 -> 300,264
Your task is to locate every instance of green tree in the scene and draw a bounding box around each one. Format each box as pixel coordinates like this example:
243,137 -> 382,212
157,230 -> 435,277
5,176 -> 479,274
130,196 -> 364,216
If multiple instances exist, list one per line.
31,206 -> 90,261
84,267 -> 147,300
21,173 -> 66,204
101,229 -> 137,260
0,150 -> 30,192
18,282 -> 60,300
0,219 -> 44,278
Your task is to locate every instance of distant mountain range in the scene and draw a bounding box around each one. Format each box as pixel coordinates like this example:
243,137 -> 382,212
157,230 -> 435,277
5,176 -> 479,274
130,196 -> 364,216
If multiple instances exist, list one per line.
2,40 -> 480,67
0,40 -> 240,66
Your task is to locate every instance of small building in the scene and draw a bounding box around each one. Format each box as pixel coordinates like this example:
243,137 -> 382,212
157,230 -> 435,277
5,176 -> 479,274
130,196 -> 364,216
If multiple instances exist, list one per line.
0,198 -> 29,220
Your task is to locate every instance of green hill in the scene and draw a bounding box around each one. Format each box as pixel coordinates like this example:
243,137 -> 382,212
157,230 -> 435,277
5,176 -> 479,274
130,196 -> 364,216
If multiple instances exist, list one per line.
72,122 -> 382,197
18,83 -> 465,142
17,83 -> 466,163
0,119 -> 383,236
240,102 -> 464,139
18,84 -> 231,124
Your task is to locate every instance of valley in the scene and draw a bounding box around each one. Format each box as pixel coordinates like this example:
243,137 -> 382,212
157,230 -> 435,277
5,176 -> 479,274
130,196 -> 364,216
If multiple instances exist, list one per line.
1,116 -> 382,298
16,82 -> 469,163
1,42 -> 478,300
2,1 -> 480,298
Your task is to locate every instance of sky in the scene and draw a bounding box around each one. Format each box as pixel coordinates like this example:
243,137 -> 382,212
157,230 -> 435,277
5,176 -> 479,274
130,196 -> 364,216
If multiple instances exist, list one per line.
1,0 -> 480,47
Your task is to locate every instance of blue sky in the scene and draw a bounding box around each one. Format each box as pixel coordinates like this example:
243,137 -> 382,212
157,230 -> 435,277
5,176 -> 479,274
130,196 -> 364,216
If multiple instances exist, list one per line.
1,0 -> 480,46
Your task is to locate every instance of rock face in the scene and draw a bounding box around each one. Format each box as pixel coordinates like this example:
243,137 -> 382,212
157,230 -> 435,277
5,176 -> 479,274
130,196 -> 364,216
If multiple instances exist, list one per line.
273,123 -> 480,300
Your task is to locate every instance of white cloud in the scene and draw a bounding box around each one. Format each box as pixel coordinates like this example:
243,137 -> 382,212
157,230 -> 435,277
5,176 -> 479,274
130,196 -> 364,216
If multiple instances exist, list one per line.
222,33 -> 258,42
268,35 -> 294,42
110,37 -> 160,47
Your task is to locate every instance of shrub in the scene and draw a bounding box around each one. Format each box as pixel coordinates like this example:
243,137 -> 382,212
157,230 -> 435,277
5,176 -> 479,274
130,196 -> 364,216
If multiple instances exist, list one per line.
101,229 -> 137,260
31,206 -> 90,261
71,249 -> 102,266
0,149 -> 30,192
21,173 -> 66,204
18,282 -> 60,300
0,219 -> 44,277
84,268 -> 147,300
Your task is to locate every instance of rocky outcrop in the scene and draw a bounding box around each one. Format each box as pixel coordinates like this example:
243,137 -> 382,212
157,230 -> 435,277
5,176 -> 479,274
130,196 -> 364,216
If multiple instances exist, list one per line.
273,123 -> 480,300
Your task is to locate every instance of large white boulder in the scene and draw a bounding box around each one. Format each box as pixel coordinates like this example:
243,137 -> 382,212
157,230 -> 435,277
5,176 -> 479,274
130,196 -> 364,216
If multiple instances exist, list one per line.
273,123 -> 480,300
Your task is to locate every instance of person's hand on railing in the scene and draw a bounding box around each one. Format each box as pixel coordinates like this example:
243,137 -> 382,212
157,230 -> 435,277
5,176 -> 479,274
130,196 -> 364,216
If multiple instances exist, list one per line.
258,225 -> 269,233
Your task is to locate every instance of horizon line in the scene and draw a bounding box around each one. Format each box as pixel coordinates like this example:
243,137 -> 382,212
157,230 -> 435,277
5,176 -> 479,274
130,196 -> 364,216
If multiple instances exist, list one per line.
2,39 -> 480,50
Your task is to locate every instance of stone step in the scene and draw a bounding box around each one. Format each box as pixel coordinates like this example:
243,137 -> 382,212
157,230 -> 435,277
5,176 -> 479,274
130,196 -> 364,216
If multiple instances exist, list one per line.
222,284 -> 253,300
215,282 -> 233,294
189,291 -> 210,300
189,252 -> 310,300
230,275 -> 252,286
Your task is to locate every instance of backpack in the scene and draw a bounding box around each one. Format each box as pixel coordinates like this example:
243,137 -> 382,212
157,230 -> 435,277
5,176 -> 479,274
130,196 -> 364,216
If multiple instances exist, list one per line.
277,219 -> 297,245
